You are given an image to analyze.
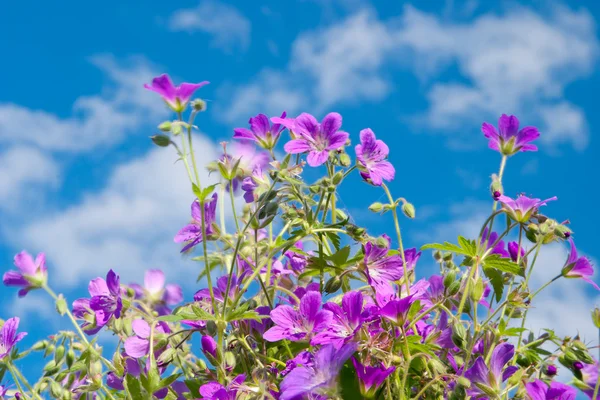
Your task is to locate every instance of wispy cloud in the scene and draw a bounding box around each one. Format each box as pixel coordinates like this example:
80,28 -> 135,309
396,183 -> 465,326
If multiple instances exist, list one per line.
168,0 -> 251,52
220,5 -> 597,151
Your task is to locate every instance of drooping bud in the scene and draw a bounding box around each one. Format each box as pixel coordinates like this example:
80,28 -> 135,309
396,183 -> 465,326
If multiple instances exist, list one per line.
490,174 -> 503,200
331,171 -> 344,185
452,323 -> 467,348
545,364 -> 558,376
443,271 -> 456,288
324,275 -> 343,294
157,121 -> 172,132
433,250 -> 442,261
471,278 -> 484,302
151,134 -> 171,147
339,153 -> 351,167
369,202 -> 384,213
191,99 -> 207,112
554,224 -> 573,239
447,281 -> 461,296
401,202 -> 416,219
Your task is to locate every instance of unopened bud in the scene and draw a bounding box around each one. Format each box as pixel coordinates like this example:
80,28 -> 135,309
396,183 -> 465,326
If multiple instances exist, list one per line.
554,224 -> 573,239
54,345 -> 65,363
447,281 -> 461,296
192,99 -> 207,112
452,323 -> 467,348
401,202 -> 416,219
151,134 -> 171,147
545,364 -> 558,376
443,271 -> 456,288
456,376 -> 471,388
369,202 -> 384,213
471,278 -> 484,302
433,250 -> 442,261
339,153 -> 351,167
158,121 -> 172,132
331,171 -> 344,185
324,276 -> 343,294
592,307 -> 600,329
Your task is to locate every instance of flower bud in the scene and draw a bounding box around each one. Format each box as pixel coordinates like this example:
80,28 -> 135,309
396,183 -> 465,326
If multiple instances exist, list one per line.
54,345 -> 65,364
201,335 -> 218,360
592,307 -> 600,329
401,202 -> 416,219
471,278 -> 484,302
324,275 -> 343,294
443,252 -> 453,262
158,121 -> 172,132
443,271 -> 456,288
554,224 -> 572,239
456,376 -> 471,388
192,99 -> 207,112
433,250 -> 442,261
225,351 -> 236,370
369,202 -> 384,213
447,281 -> 461,296
490,174 -> 503,199
339,153 -> 351,167
151,134 -> 171,147
50,381 -> 64,398
32,340 -> 48,351
452,323 -> 467,348
573,361 -> 584,370
331,171 -> 344,185
545,364 -> 557,376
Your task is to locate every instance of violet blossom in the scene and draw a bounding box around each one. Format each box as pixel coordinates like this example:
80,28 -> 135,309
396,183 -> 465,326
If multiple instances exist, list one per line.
351,357 -> 396,399
378,294 -> 418,326
497,194 -> 557,223
130,269 -> 183,315
481,227 -> 510,258
283,112 -> 349,167
482,114 -> 540,156
124,319 -> 171,359
241,165 -> 269,203
464,342 -> 518,398
199,374 -> 246,400
508,241 -> 525,263
312,291 -> 364,348
73,270 -> 122,335
525,380 -> 576,400
3,251 -> 47,297
144,74 -> 208,112
234,112 -> 287,150
561,238 -> 599,290
0,317 -> 26,360
174,193 -> 218,252
263,291 -> 333,342
279,343 -> 356,400
364,235 -> 404,290
355,128 -> 395,186
580,360 -> 599,398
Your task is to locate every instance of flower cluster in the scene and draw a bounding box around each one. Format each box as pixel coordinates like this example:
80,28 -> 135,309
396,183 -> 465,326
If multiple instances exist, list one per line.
0,74 -> 598,400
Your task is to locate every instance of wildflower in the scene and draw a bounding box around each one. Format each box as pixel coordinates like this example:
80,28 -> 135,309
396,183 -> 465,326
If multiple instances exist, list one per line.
73,270 -> 122,334
312,291 -> 364,348
241,165 -> 269,203
464,343 -> 518,398
364,235 -> 417,290
378,294 -> 418,326
351,357 -> 396,399
355,128 -> 395,186
482,114 -> 540,156
130,269 -> 183,315
3,251 -> 47,297
497,194 -> 557,223
174,193 -> 218,252
201,335 -> 218,360
508,241 -> 525,263
220,142 -> 269,184
233,112 -> 287,150
524,380 -> 576,400
199,374 -> 246,400
580,360 -> 598,398
561,239 -> 599,290
0,385 -> 7,398
545,365 -> 558,376
263,291 -> 333,342
124,319 -> 171,359
144,74 -> 209,112
481,228 -> 510,257
284,243 -> 308,274
283,112 -> 349,167
0,317 -> 26,360
279,344 -> 356,400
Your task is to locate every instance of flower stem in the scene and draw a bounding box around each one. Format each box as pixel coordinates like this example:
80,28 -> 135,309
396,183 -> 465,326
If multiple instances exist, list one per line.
7,363 -> 40,400
382,183 -> 410,296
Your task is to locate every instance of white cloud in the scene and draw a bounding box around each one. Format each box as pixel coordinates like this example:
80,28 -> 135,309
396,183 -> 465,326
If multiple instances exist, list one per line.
0,55 -> 168,153
12,136 -> 222,288
0,146 -> 59,212
221,5 -> 597,150
168,0 -> 251,52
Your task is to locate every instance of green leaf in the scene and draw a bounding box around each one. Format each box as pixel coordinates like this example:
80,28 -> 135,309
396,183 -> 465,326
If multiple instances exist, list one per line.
185,379 -> 202,397
339,360 -> 362,400
421,242 -> 470,256
156,314 -> 185,322
325,231 -> 341,251
482,254 -> 520,274
458,236 -> 477,256
227,310 -> 265,323
193,183 -> 219,202
482,267 -> 504,303
124,374 -> 146,400
192,305 -> 217,321
326,246 -> 351,266
158,373 -> 182,390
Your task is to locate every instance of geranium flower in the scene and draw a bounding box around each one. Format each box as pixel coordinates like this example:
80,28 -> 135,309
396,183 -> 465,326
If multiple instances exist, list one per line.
283,112 -> 348,167
124,319 -> 171,359
3,251 -> 47,297
482,114 -> 540,156
355,128 -> 395,186
234,112 -> 287,150
279,344 -> 356,400
174,193 -> 218,252
0,317 -> 26,360
364,235 -> 418,290
73,270 -> 122,335
199,374 -> 246,400
464,343 -> 518,398
525,380 -> 576,400
481,228 -> 509,257
497,194 -> 557,223
580,360 -> 599,398
312,291 -> 364,348
130,269 -> 183,315
508,241 -> 525,262
561,239 -> 599,290
144,74 -> 208,112
352,357 -> 395,399
263,291 -> 333,342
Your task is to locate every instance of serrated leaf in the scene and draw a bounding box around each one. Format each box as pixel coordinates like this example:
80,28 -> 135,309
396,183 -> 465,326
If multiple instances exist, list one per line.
124,374 -> 146,400
156,314 -> 186,322
158,373 -> 181,390
326,246 -> 350,266
483,255 -> 520,274
325,231 -> 341,251
421,242 -> 470,255
483,267 -> 504,303
226,310 -> 264,323
458,236 -> 477,256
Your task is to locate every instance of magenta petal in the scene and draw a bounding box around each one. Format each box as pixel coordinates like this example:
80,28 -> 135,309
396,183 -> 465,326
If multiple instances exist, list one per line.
262,326 -> 291,342
326,132 -> 349,151
306,150 -> 329,167
191,199 -> 202,221
106,270 -> 120,295
300,291 -> 322,321
233,128 -> 255,140
163,284 -> 183,304
321,112 -> 342,136
250,114 -> 270,137
481,122 -> 499,140
144,74 -> 176,101
498,114 -> 519,138
312,310 -> 334,333
3,271 -> 28,286
342,291 -> 364,327
132,319 -> 151,338
284,139 -> 311,154
88,277 -> 109,297
176,81 -> 209,102
269,305 -> 298,328
294,113 -> 319,137
14,251 -> 37,275
174,224 -> 201,243
124,336 -> 150,358
489,343 -> 514,380
144,269 -> 165,294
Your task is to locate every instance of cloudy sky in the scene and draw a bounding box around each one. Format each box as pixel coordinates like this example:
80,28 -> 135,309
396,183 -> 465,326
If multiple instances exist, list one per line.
1,0 -> 598,390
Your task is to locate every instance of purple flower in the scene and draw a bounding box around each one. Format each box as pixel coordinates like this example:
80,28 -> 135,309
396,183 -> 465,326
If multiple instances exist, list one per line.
312,291 -> 364,348
280,343 -> 356,400
481,228 -> 509,258
378,294 -> 418,326
364,236 -> 417,290
130,269 -> 183,315
241,165 -> 269,203
201,335 -> 218,360
174,193 -> 218,252
3,251 -> 48,297
124,319 -> 171,359
351,357 -> 395,399
581,360 -> 599,398
464,343 -> 518,398
545,365 -> 558,376
234,112 -> 287,150
74,270 -> 122,335
144,74 -> 209,112
508,241 -> 525,263
561,239 -> 599,290
0,317 -> 26,360
283,113 -> 349,167
263,291 -> 333,342
355,128 -> 395,186
525,380 -> 576,400
284,243 -> 308,274
199,374 -> 246,400
482,114 -> 540,156
0,385 -> 8,398
497,194 -> 557,223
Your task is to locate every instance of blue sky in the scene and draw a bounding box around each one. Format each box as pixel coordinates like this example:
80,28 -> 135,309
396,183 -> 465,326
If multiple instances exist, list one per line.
1,0 -> 599,392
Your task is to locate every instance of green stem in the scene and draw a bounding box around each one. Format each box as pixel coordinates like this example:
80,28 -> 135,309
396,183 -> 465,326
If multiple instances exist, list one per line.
7,363 -> 39,400
382,183 -> 410,296
456,263 -> 477,318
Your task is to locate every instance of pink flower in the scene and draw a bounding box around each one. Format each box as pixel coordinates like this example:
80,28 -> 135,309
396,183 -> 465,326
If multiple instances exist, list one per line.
144,74 -> 209,112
